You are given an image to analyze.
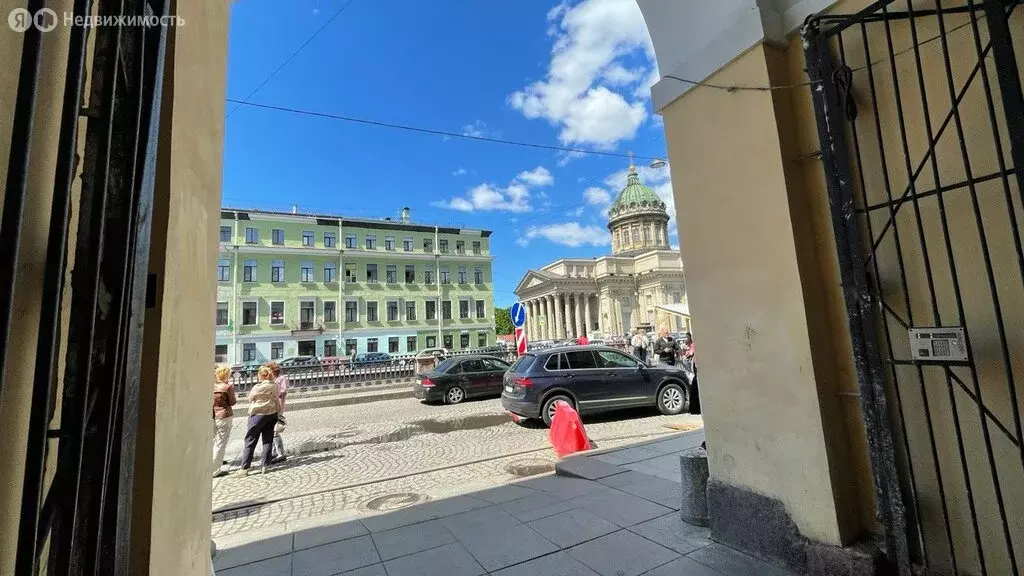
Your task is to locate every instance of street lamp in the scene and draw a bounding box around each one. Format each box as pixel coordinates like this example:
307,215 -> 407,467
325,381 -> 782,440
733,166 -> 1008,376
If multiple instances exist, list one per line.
649,158 -> 667,169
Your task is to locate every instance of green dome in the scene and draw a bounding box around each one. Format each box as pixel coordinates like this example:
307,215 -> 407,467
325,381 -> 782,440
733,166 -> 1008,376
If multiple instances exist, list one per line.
609,167 -> 663,213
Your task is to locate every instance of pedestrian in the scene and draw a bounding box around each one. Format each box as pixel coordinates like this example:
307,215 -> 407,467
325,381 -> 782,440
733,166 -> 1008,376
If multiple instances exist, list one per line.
234,365 -> 280,477
653,326 -> 679,366
683,332 -> 700,414
631,328 -> 647,363
576,334 -> 589,346
212,365 -> 236,478
268,361 -> 289,464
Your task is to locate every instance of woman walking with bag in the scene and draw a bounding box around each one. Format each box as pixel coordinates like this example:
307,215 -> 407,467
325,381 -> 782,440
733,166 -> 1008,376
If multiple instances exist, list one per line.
234,365 -> 280,477
212,365 -> 236,478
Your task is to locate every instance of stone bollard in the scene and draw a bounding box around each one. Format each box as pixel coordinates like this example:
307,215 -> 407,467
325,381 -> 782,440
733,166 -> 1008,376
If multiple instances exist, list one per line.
679,447 -> 710,527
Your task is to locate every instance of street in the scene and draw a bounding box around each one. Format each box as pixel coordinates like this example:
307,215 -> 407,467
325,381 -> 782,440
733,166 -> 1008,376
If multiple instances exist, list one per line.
212,396 -> 703,541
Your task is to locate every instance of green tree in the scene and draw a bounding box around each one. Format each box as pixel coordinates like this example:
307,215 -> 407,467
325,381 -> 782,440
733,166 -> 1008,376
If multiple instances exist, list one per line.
495,307 -> 513,335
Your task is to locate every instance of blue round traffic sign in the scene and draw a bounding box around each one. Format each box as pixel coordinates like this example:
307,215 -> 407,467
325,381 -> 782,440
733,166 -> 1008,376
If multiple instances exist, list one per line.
510,302 -> 527,328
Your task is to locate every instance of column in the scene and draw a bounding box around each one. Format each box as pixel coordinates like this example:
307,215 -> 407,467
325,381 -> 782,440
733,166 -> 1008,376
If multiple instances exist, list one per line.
575,293 -> 584,339
542,296 -> 551,340
553,293 -> 564,340
530,300 -> 539,340
563,294 -> 573,339
584,293 -> 592,337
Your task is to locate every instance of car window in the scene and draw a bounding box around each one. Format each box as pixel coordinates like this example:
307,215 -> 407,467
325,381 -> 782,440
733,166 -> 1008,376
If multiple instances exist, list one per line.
596,350 -> 637,369
544,354 -> 563,371
436,358 -> 460,373
510,355 -> 535,374
484,358 -> 510,371
564,350 -> 598,369
463,359 -> 485,372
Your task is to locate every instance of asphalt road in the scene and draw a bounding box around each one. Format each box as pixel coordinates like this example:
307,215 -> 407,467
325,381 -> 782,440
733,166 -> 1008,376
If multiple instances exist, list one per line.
212,396 -> 703,541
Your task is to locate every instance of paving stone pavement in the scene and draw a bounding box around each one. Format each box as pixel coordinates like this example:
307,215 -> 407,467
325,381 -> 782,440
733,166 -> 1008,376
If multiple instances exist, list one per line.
212,397 -> 702,540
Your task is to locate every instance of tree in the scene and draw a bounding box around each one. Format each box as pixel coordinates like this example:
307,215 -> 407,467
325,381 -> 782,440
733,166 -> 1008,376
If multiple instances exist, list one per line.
495,307 -> 513,335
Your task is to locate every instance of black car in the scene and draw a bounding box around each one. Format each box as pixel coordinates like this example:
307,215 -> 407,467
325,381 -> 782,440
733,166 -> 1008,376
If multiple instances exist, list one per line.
501,345 -> 691,426
413,355 -> 512,404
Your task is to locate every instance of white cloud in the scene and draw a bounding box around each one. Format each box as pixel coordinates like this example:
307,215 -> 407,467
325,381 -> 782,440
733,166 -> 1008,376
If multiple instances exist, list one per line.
583,186 -> 612,206
508,0 -> 657,148
522,222 -> 611,247
452,167 -> 468,176
434,166 -> 553,213
461,120 -> 489,138
570,206 -> 586,217
516,166 -> 553,187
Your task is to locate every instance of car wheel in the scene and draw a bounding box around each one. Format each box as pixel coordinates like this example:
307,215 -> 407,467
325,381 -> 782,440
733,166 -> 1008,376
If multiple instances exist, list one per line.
541,395 -> 573,427
445,385 -> 466,405
657,382 -> 687,415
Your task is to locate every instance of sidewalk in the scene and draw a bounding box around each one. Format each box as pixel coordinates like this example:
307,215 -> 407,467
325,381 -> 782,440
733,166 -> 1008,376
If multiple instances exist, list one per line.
212,430 -> 797,576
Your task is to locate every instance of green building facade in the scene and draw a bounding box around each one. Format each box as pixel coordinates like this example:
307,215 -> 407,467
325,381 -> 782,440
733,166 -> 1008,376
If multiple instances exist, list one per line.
215,208 -> 495,363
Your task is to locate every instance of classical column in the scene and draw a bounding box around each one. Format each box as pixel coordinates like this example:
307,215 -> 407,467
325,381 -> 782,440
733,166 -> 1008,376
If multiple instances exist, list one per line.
562,294 -> 573,339
525,300 -> 534,339
584,294 -> 592,337
553,293 -> 563,340
542,296 -> 551,340
575,293 -> 584,339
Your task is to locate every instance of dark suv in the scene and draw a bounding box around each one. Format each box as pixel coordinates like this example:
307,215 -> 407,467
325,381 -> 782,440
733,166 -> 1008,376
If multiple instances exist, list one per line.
501,346 -> 692,426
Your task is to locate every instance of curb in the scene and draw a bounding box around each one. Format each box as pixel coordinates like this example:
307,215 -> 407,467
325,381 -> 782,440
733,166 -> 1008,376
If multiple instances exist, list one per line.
286,385 -> 414,412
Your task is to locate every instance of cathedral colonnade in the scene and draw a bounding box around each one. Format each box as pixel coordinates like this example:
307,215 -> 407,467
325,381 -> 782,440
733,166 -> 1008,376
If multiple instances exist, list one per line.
523,293 -> 596,341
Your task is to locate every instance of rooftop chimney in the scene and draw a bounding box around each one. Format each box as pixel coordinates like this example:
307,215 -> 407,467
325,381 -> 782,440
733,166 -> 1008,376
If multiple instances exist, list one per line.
401,207 -> 410,223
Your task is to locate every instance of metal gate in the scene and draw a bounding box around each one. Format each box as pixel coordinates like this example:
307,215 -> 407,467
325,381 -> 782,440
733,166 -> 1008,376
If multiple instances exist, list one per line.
803,1 -> 1023,575
3,0 -> 169,574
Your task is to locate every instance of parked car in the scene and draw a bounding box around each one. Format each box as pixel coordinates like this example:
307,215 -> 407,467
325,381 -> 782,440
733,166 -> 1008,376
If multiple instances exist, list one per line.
279,355 -> 320,373
414,347 -> 449,358
501,345 -> 691,426
230,361 -> 260,379
413,355 -> 512,404
350,352 -> 408,368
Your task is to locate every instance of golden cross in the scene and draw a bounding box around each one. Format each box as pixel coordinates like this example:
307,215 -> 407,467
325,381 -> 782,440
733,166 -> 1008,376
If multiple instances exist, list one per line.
628,150 -> 635,168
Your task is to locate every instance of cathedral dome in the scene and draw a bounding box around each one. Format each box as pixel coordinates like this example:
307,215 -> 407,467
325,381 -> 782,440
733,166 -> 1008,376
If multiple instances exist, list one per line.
607,164 -> 670,256
608,167 -> 665,215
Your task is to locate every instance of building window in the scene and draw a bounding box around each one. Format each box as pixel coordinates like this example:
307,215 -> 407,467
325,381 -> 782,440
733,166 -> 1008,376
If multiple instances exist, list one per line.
220,226 -> 231,243
242,301 -> 257,325
405,301 -> 416,321
385,236 -> 396,251
272,229 -> 284,245
300,261 -> 314,283
459,300 -> 470,319
458,266 -> 467,284
673,292 -> 682,304
271,342 -> 284,360
245,227 -> 258,244
474,267 -> 483,285
632,227 -> 640,245
270,301 -> 284,325
325,340 -> 337,357
456,240 -> 465,254
367,338 -> 378,352
271,260 -> 284,283
440,266 -> 450,284
404,265 -> 415,284
426,301 -> 436,320
365,235 -> 377,249
366,301 -> 378,322
324,232 -> 336,248
387,301 -> 399,321
460,333 -> 470,349
344,263 -> 357,283
345,233 -> 357,248
366,263 -> 378,283
324,262 -> 337,283
444,334 -> 453,349
216,302 -> 228,326
388,337 -> 399,353
302,231 -> 314,246
242,343 -> 256,362
215,344 -> 228,363
423,238 -> 433,253
345,301 -> 358,322
442,300 -> 452,320
439,239 -> 449,253
472,241 -> 481,255
217,259 -> 230,282
243,259 -> 258,282
478,333 -> 487,347
403,237 -> 413,251
300,301 -> 315,327
476,300 -> 485,319
345,338 -> 357,354
386,264 -> 397,284
406,336 -> 417,352
424,266 -> 435,285
324,301 -> 337,323
426,335 -> 437,348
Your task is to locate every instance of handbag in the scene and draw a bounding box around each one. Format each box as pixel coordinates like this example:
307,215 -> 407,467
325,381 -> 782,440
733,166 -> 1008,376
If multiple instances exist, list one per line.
275,414 -> 287,434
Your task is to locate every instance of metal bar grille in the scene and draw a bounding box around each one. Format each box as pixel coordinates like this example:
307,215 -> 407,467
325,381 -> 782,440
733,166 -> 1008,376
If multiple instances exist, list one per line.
804,0 -> 1024,574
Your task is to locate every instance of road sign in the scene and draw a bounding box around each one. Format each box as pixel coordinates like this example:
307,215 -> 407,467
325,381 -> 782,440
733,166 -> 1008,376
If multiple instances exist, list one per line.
515,327 -> 527,355
510,302 -> 527,328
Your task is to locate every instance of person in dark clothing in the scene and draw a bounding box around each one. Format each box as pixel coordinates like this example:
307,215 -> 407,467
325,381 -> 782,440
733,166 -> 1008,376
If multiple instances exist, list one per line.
683,332 -> 700,414
653,326 -> 679,366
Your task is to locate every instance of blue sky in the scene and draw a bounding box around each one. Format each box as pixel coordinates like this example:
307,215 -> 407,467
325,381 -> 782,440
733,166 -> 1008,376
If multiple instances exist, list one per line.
224,0 -> 675,307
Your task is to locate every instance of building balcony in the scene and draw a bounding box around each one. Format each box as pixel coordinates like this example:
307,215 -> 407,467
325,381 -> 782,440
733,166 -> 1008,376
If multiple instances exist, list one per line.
291,322 -> 325,337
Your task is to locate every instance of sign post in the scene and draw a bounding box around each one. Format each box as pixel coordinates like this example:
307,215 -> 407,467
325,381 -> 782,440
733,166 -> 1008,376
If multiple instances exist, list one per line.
510,302 -> 528,355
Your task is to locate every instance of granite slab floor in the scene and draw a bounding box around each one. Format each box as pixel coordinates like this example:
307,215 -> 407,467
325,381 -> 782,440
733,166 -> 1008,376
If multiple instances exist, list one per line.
213,430 -> 796,576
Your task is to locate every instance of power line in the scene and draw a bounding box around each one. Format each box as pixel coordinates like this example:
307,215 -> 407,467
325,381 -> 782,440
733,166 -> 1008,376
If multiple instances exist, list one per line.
224,99 -> 662,161
226,0 -> 358,119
